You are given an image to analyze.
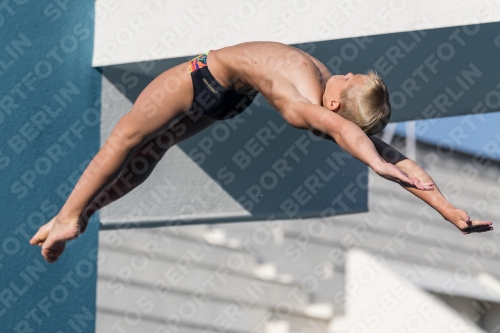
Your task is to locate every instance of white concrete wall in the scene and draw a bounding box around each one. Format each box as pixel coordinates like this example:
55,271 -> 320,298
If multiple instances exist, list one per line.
93,0 -> 500,66
334,249 -> 486,333
95,0 -> 500,226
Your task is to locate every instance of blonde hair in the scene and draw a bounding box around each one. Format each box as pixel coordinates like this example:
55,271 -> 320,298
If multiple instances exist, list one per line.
337,70 -> 391,136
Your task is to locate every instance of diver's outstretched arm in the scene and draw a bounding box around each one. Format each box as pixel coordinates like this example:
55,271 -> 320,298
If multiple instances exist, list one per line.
370,136 -> 494,235
287,101 -> 430,190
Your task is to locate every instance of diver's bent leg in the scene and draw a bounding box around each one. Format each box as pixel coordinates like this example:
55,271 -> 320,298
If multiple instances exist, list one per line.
30,60 -> 195,263
80,115 -> 216,226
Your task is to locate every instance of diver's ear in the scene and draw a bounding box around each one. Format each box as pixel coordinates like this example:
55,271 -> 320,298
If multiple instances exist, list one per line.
326,99 -> 341,113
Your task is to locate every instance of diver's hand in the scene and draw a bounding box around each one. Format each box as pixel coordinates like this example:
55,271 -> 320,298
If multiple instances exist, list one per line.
447,208 -> 494,235
373,162 -> 434,191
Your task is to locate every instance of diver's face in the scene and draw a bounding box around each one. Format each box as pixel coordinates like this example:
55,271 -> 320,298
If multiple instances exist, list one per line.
323,73 -> 367,111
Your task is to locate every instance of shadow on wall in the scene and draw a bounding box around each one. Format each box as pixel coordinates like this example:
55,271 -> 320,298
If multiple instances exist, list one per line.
99,57 -> 367,227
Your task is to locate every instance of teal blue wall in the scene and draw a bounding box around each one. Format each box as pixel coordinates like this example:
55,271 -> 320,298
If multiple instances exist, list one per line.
0,2 -> 100,332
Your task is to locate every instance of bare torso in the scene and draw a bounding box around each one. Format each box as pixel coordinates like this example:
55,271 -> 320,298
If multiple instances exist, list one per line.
207,42 -> 332,118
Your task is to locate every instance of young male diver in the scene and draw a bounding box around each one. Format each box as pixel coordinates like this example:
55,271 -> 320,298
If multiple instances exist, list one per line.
30,41 -> 494,263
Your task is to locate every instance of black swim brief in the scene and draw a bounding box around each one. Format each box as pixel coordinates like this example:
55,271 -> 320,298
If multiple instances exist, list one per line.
189,50 -> 257,120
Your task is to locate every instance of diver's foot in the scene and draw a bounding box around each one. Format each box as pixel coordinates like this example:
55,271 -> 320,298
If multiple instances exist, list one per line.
30,215 -> 82,263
